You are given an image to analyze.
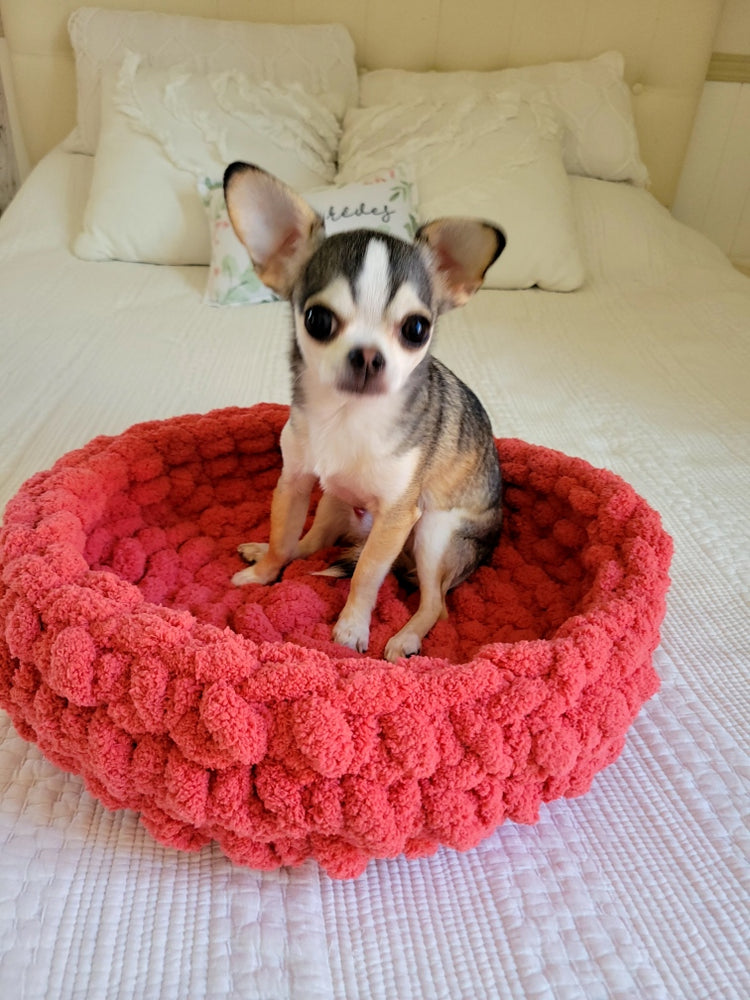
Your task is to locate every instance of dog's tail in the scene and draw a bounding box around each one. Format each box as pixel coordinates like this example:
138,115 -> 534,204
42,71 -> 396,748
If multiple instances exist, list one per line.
311,546 -> 362,579
312,546 -> 418,587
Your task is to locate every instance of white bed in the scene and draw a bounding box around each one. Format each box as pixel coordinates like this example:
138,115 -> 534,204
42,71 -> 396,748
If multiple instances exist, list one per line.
0,2 -> 748,998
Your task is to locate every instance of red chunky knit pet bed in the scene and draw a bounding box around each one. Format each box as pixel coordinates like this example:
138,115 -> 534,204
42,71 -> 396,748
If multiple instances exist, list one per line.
0,404 -> 671,878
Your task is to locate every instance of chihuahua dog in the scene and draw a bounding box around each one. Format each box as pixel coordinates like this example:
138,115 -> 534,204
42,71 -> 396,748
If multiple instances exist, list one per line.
224,162 -> 505,662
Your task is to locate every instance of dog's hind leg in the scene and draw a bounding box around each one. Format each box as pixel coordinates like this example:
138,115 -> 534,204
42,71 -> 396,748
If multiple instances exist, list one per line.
233,471 -> 315,585
295,492 -> 359,558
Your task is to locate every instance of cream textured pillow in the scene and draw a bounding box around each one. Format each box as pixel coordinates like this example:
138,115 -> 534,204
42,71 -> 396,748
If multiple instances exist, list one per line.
200,167 -> 419,307
66,6 -> 358,154
338,95 -> 585,292
358,51 -> 648,187
74,55 -> 340,265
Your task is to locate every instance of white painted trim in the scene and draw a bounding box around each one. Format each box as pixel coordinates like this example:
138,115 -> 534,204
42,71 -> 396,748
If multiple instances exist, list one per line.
707,53 -> 750,83
0,36 -> 29,181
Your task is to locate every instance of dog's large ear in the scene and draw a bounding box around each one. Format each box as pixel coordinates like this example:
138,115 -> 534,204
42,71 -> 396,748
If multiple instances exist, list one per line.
417,219 -> 505,311
224,162 -> 324,298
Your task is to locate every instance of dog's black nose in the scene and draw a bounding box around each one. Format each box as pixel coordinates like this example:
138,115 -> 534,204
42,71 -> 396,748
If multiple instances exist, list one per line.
348,347 -> 385,374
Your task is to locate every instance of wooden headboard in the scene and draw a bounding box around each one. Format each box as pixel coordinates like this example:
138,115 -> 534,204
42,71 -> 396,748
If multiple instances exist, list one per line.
0,0 -> 723,207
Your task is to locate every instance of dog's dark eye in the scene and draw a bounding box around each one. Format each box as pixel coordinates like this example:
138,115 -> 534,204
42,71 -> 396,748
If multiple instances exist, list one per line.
304,305 -> 337,342
400,314 -> 431,349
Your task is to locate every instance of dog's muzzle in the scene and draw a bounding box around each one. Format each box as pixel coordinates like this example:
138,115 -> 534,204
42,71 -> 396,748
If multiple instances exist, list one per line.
338,346 -> 387,394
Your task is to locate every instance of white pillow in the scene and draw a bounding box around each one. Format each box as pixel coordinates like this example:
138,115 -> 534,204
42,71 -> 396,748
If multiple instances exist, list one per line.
74,55 -> 340,265
358,51 -> 648,187
200,166 -> 419,307
337,95 -> 585,292
66,6 -> 358,154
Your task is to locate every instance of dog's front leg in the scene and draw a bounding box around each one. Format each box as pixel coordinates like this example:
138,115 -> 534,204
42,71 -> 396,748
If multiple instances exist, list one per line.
333,504 -> 420,653
233,471 -> 316,585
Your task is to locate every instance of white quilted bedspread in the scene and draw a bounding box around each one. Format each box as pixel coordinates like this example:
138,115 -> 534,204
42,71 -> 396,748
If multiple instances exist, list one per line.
0,150 -> 748,999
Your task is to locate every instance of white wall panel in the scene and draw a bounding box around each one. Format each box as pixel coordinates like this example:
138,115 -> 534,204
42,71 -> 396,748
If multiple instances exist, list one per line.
672,0 -> 750,273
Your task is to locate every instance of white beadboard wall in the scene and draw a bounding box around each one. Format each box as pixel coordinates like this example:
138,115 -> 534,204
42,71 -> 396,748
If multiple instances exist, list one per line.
672,0 -> 750,273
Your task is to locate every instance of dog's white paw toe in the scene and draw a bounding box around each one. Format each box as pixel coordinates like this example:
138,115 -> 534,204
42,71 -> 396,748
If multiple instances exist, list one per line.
237,542 -> 269,564
333,615 -> 369,654
232,566 -> 266,586
384,631 -> 421,663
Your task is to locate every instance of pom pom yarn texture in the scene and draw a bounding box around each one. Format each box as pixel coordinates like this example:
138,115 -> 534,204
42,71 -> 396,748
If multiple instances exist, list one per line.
0,405 -> 672,878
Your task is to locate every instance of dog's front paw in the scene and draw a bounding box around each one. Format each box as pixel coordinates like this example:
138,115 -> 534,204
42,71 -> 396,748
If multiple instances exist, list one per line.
333,613 -> 370,654
237,542 -> 269,564
384,630 -> 421,663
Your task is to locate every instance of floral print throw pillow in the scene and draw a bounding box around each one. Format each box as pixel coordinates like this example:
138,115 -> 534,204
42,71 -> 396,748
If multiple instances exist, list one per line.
199,166 -> 419,307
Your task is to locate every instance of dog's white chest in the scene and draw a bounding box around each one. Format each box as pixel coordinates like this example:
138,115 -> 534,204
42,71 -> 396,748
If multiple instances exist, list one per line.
295,399 -> 417,511
316,415 -> 416,509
